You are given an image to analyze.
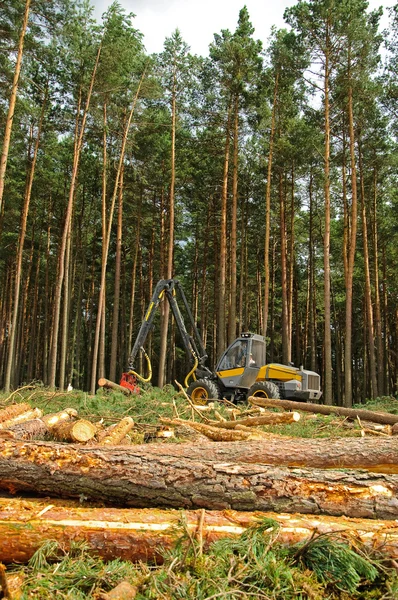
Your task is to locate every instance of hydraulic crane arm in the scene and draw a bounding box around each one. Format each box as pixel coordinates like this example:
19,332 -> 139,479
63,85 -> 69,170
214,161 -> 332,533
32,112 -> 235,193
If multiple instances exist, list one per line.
127,279 -> 211,380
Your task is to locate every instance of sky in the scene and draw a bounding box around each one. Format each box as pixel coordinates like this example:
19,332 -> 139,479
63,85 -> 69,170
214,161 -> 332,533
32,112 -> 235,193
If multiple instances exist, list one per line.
92,0 -> 396,56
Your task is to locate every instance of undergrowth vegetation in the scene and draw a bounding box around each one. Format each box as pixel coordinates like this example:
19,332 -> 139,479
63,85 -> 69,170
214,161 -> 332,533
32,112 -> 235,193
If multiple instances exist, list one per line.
11,518 -> 398,599
1,385 -> 397,439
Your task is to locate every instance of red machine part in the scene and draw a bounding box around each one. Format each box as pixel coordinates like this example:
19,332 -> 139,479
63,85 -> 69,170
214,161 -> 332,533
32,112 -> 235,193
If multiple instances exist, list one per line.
120,373 -> 141,394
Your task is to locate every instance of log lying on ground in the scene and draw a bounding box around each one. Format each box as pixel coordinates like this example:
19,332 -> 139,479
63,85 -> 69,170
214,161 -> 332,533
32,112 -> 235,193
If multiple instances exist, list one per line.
87,434 -> 398,474
42,408 -> 78,429
6,419 -> 49,441
1,441 -> 398,518
1,497 -> 398,564
0,408 -> 42,430
249,396 -> 398,426
98,417 -> 134,446
98,378 -> 132,395
0,404 -> 31,425
207,412 -> 301,428
51,419 -> 97,443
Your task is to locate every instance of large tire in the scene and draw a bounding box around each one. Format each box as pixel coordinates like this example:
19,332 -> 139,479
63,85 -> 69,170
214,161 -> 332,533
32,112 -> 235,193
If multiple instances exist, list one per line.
187,379 -> 220,403
247,381 -> 280,400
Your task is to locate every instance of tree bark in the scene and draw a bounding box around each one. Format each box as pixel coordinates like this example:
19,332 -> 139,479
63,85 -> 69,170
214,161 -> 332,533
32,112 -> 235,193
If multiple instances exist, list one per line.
249,396 -> 398,426
279,171 -> 289,364
157,64 -> 176,388
0,440 -> 398,518
345,77 -> 358,408
228,94 -> 239,345
263,72 -> 279,340
359,138 -> 378,399
0,0 -> 31,214
217,103 -> 232,357
0,497 -> 398,565
323,29 -> 333,405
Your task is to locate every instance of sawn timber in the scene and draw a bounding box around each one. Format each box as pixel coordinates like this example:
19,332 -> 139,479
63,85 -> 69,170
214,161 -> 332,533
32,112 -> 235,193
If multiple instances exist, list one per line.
1,440 -> 398,519
1,497 -> 398,564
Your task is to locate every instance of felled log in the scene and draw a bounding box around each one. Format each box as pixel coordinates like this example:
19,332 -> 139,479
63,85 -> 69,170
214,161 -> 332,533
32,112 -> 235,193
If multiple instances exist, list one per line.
0,404 -> 31,425
207,412 -> 301,429
98,417 -> 134,446
160,418 -> 252,441
98,378 -> 132,396
1,440 -> 398,518
51,419 -> 97,443
249,397 -> 398,426
41,408 -> 78,429
6,419 -> 49,441
1,497 -> 398,564
0,408 -> 42,430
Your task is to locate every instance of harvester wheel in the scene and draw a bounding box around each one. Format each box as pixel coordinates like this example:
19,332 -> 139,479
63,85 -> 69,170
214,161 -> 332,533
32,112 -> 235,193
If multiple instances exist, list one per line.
187,379 -> 220,403
247,381 -> 280,400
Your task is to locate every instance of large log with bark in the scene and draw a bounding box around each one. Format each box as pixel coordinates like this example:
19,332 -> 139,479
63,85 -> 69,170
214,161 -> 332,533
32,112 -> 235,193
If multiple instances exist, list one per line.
0,440 -> 398,519
0,497 -> 398,564
249,396 -> 398,426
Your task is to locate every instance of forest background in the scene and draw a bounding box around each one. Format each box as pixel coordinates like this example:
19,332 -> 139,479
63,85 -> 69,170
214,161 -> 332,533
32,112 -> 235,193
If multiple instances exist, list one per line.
0,0 -> 397,407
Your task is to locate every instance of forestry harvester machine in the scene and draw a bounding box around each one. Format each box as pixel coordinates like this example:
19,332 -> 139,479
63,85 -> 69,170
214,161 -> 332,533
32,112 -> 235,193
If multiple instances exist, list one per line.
120,278 -> 322,403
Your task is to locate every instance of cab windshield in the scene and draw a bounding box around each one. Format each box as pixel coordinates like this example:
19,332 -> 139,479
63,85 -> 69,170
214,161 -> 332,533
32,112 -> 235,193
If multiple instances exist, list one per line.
218,340 -> 249,370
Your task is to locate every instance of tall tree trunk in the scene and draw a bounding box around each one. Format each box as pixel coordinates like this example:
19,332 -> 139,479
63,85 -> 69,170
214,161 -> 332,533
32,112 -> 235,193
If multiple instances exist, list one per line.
4,87 -> 47,391
90,69 -> 146,394
59,224 -> 72,390
109,164 -> 124,382
263,72 -> 279,339
358,138 -> 378,399
99,102 -> 108,381
0,0 -> 31,214
323,35 -> 333,405
217,103 -> 232,358
279,171 -> 289,364
228,94 -> 239,344
49,43 -> 102,388
372,168 -> 383,396
157,70 -> 176,388
344,79 -> 358,408
288,164 -> 295,362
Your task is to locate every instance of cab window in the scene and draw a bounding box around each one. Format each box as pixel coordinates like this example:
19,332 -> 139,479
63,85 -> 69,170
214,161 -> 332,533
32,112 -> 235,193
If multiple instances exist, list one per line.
218,340 -> 248,370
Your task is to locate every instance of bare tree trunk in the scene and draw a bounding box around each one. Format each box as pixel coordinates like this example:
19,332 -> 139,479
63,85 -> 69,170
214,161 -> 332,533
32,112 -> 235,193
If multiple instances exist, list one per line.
49,43 -> 102,388
344,79 -> 358,408
372,168 -> 383,396
99,102 -> 108,380
228,94 -> 239,344
323,38 -> 333,405
0,0 -> 31,214
4,87 -> 47,391
358,138 -> 378,399
158,69 -> 176,388
279,171 -> 289,364
109,164 -> 124,382
288,164 -> 295,361
263,72 -> 279,339
91,69 -> 146,394
59,224 -> 71,390
217,104 -> 232,358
